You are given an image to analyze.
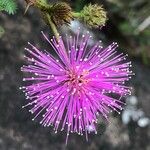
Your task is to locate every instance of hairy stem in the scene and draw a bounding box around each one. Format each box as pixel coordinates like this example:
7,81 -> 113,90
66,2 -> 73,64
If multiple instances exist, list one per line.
72,12 -> 81,18
46,13 -> 60,41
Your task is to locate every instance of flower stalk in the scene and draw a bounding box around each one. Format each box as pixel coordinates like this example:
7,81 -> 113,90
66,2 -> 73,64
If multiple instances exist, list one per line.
45,13 -> 60,41
24,0 -> 74,42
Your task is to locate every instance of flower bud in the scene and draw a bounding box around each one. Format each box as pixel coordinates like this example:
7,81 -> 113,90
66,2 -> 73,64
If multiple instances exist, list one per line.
50,2 -> 73,26
80,4 -> 107,28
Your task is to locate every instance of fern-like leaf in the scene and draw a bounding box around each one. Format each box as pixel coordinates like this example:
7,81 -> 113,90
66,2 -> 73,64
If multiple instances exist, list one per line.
0,0 -> 17,14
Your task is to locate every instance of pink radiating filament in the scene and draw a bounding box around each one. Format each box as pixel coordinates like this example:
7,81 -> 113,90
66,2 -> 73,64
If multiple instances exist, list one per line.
20,30 -> 133,143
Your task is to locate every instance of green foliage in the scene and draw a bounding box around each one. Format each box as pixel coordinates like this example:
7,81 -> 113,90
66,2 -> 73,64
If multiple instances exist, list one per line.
106,0 -> 150,65
0,0 -> 17,14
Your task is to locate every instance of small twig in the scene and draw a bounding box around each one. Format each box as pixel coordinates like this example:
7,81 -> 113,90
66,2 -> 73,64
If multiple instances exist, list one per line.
136,16 -> 150,33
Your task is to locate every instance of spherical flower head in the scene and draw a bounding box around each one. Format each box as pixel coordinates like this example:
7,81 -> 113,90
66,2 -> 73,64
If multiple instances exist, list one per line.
48,2 -> 73,26
80,4 -> 107,28
20,30 -> 133,143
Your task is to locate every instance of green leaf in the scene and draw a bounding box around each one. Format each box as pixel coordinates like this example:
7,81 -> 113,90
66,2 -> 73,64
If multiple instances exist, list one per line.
0,0 -> 17,14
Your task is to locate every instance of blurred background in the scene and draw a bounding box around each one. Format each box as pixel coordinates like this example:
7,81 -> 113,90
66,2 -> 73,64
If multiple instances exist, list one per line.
0,0 -> 150,149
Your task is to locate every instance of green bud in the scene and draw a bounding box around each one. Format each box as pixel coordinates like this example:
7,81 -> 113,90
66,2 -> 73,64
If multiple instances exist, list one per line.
80,4 -> 107,28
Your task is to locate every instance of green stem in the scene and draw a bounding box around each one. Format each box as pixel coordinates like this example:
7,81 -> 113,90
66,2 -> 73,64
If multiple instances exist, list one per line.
46,13 -> 60,42
35,1 -> 59,41
72,12 -> 81,18
36,1 -> 51,11
24,0 -> 61,41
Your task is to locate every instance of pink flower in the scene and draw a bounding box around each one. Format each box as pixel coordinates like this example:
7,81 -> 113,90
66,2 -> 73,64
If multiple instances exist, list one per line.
20,31 -> 132,143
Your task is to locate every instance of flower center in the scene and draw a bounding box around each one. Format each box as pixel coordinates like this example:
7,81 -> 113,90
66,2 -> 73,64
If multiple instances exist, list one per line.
66,68 -> 90,94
